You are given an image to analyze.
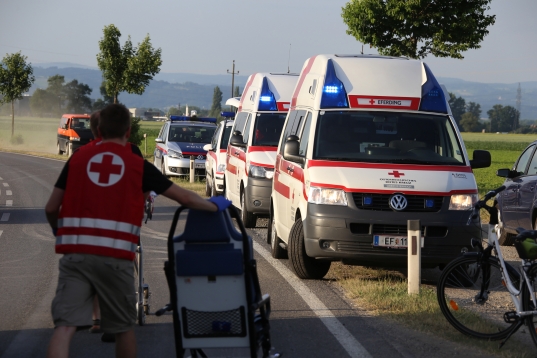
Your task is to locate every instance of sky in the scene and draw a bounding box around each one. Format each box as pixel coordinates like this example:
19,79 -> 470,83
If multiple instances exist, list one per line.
0,0 -> 536,84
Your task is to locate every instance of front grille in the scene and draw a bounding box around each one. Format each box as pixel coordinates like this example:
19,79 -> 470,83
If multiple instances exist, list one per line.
352,193 -> 443,212
372,224 -> 425,235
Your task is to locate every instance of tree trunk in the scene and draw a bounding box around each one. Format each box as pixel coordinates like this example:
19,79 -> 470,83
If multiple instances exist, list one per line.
11,100 -> 14,138
114,93 -> 118,104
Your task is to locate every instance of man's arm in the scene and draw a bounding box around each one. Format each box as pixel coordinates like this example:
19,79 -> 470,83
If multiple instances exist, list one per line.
160,184 -> 218,212
45,187 -> 65,229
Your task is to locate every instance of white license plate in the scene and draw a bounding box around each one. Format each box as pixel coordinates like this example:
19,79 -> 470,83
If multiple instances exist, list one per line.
373,235 -> 424,249
195,163 -> 205,169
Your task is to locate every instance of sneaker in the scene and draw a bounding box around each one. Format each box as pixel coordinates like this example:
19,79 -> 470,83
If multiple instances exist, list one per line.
101,333 -> 116,343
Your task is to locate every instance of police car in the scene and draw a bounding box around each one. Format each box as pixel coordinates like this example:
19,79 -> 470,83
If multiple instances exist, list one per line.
153,116 -> 217,178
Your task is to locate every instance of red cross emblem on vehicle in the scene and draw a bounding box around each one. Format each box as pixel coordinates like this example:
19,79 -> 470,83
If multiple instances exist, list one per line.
369,98 -> 376,105
87,152 -> 125,187
388,171 -> 404,178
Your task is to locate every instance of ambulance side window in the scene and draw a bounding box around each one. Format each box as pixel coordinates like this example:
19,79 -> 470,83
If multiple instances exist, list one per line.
279,111 -> 298,155
211,124 -> 222,150
298,113 -> 312,157
233,112 -> 248,135
242,114 -> 253,145
291,110 -> 306,135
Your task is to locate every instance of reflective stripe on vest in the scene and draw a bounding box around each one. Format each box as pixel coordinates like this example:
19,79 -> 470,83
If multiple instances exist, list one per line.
56,234 -> 137,253
58,217 -> 141,236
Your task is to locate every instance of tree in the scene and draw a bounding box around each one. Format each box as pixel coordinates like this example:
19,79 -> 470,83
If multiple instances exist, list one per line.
47,74 -> 66,114
64,79 -> 92,113
92,81 -> 115,111
128,117 -> 143,147
448,93 -> 465,127
459,112 -> 481,132
487,105 -> 520,132
30,88 -> 55,117
466,101 -> 482,120
97,24 -> 162,103
0,52 -> 35,137
209,86 -> 223,117
341,0 -> 496,59
167,106 -> 181,116
234,85 -> 240,97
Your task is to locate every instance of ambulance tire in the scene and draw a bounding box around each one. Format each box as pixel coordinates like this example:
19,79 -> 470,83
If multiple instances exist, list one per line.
289,218 -> 331,280
205,175 -> 211,197
57,142 -> 63,155
240,191 -> 257,228
66,143 -> 72,157
269,208 -> 287,259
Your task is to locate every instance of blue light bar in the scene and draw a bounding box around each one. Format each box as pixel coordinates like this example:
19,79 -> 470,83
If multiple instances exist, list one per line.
220,111 -> 236,118
258,77 -> 277,111
320,59 -> 348,109
419,63 -> 448,114
169,116 -> 217,123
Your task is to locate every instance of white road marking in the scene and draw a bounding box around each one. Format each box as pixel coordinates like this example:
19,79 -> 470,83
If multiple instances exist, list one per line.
0,230 -> 3,238
6,190 -> 12,196
1,213 -> 10,221
2,182 -> 8,187
6,200 -> 12,206
253,241 -> 372,358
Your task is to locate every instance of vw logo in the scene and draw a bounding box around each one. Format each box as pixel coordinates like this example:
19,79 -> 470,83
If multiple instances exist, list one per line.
197,155 -> 204,160
389,194 -> 408,211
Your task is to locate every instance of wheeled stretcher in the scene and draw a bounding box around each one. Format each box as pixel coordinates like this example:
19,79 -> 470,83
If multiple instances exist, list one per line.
158,206 -> 275,358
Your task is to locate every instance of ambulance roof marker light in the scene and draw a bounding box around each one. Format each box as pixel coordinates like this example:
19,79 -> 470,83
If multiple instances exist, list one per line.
258,77 -> 278,111
320,59 -> 348,109
419,63 -> 448,114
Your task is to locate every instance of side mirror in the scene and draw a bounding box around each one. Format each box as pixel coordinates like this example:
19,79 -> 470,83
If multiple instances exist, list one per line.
497,168 -> 518,179
61,124 -> 67,130
470,150 -> 491,169
203,143 -> 213,151
155,137 -> 164,143
283,135 -> 305,165
230,131 -> 246,148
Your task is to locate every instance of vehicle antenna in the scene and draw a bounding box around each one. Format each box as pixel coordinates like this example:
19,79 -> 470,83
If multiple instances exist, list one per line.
287,44 -> 291,73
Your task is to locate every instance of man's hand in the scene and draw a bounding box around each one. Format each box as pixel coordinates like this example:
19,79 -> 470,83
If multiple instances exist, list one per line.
208,196 -> 232,212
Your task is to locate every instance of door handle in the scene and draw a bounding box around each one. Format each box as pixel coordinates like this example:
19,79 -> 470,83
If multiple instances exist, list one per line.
234,151 -> 240,156
287,166 -> 294,173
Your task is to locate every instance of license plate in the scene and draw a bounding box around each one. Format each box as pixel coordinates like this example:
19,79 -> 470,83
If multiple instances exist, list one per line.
195,163 -> 205,169
373,235 -> 424,249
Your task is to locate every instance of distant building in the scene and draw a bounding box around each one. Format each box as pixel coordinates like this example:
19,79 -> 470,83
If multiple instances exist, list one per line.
129,108 -> 145,118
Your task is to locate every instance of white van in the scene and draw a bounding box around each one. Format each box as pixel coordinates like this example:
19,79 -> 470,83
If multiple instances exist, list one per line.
226,73 -> 299,227
270,54 -> 491,279
204,112 -> 235,196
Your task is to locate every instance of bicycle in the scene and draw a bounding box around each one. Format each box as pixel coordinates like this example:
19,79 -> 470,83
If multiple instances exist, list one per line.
437,185 -> 537,348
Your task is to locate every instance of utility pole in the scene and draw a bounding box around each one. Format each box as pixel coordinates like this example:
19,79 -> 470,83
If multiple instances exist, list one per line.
227,60 -> 239,110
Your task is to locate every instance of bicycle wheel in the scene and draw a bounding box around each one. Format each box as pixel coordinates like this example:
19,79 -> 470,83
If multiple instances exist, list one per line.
522,264 -> 537,348
437,256 -> 517,340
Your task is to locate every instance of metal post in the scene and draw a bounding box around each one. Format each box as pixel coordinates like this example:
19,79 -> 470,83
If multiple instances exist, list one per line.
144,133 -> 147,157
227,60 -> 239,111
190,156 -> 195,183
407,220 -> 421,295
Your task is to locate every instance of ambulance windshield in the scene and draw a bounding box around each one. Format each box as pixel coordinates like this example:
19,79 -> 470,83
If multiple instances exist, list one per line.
252,113 -> 287,146
312,111 -> 464,165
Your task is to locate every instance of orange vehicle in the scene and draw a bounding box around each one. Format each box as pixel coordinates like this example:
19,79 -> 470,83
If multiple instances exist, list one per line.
56,114 -> 94,156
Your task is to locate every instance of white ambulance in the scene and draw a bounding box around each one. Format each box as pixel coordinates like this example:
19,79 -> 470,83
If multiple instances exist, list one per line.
270,54 -> 491,279
226,73 -> 299,227
204,111 -> 235,197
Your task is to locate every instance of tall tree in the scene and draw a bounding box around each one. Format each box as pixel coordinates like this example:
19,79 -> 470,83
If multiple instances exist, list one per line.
97,24 -> 162,103
466,101 -> 482,120
487,105 -> 520,132
30,88 -> 55,117
448,93 -> 466,127
234,85 -> 240,97
92,81 -> 115,110
459,112 -> 481,132
209,86 -> 223,117
64,79 -> 92,113
47,74 -> 66,114
341,0 -> 496,59
0,52 -> 35,137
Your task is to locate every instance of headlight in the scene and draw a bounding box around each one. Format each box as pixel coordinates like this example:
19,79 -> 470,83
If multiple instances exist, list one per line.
308,186 -> 348,206
249,165 -> 274,179
168,149 -> 183,159
449,194 -> 478,210
217,163 -> 226,172
69,137 -> 80,141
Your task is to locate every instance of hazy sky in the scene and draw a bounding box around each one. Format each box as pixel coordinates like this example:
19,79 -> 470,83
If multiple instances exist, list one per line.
1,0 -> 535,84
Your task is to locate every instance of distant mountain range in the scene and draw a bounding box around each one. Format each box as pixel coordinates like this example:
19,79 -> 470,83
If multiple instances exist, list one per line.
30,63 -> 537,119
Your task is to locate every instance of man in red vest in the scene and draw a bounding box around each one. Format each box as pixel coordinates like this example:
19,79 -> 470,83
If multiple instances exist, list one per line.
45,104 -> 230,358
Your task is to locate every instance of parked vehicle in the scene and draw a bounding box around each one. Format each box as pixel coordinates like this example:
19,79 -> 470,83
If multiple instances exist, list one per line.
153,116 -> 217,178
226,73 -> 299,227
204,112 -> 235,196
496,140 -> 537,245
57,114 -> 94,156
270,54 -> 491,279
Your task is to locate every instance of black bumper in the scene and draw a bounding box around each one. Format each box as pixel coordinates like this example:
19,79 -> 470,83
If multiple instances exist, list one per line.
244,177 -> 272,216
303,200 -> 480,268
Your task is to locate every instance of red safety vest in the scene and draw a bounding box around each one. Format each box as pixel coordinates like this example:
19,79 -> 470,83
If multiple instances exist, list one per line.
56,141 -> 144,260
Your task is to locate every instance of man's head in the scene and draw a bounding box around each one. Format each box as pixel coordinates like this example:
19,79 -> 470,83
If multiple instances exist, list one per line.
99,104 -> 131,139
90,111 -> 100,138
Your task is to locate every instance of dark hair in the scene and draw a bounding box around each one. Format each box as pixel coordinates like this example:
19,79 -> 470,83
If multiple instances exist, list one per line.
90,111 -> 100,138
99,104 -> 131,139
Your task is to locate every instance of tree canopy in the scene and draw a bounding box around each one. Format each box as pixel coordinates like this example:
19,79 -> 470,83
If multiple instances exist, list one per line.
448,92 -> 465,127
97,24 -> 162,104
341,0 -> 496,59
209,86 -> 223,118
0,52 -> 35,137
488,105 -> 519,132
30,74 -> 93,116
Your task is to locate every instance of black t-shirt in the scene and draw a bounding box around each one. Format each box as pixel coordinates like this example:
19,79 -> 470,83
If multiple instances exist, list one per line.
55,145 -> 173,194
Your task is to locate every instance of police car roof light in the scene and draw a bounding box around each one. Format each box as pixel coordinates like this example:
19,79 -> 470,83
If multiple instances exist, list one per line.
169,116 -> 217,123
320,59 -> 349,109
419,63 -> 448,114
220,111 -> 236,118
258,77 -> 278,111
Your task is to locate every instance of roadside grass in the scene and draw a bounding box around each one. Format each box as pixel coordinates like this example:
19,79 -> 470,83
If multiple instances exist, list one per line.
327,263 -> 534,358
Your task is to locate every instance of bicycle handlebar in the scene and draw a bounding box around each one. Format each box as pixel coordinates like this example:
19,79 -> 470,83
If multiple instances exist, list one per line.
467,185 -> 506,225
515,227 -> 537,242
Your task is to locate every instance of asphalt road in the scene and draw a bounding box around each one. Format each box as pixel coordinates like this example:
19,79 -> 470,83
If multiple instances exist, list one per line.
0,151 -> 505,357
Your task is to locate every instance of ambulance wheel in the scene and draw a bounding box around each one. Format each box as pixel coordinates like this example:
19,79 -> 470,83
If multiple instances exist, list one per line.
211,176 -> 217,197
269,208 -> 287,259
288,218 -> 331,280
241,191 -> 257,228
205,175 -> 211,197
